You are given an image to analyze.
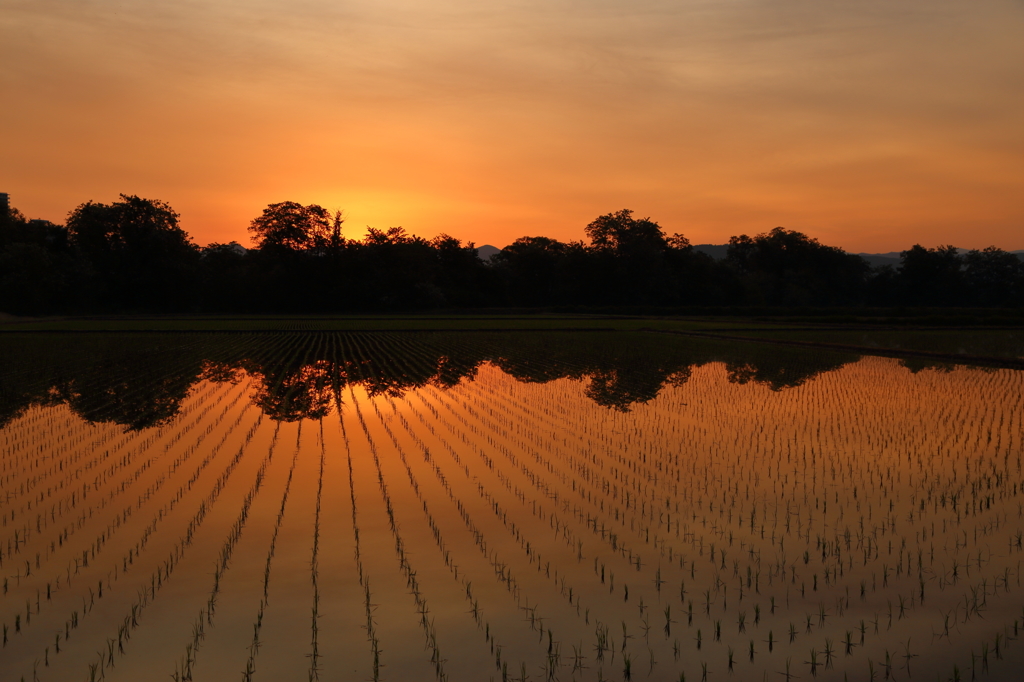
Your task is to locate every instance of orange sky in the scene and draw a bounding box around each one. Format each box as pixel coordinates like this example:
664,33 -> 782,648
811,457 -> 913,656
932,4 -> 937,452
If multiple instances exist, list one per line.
3,0 -> 1022,252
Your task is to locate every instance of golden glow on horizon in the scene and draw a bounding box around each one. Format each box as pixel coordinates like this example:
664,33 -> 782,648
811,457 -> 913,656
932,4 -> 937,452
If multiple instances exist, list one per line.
2,0 -> 1022,252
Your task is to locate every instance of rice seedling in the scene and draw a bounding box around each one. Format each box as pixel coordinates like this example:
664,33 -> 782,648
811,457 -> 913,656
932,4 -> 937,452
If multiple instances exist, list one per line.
0,331 -> 1021,680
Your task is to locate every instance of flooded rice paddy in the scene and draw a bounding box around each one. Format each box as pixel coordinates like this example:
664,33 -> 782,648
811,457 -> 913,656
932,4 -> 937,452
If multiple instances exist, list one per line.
0,332 -> 1022,682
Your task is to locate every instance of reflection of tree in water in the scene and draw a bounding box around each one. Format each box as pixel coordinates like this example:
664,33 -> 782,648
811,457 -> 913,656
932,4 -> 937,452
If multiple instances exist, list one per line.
198,360 -> 246,385
0,331 -> 863,429
0,335 -> 206,431
896,357 -> 1001,376
584,367 -> 694,411
723,345 -> 855,391
487,334 -> 675,411
485,333 -> 855,410
65,372 -> 196,431
251,360 -> 336,422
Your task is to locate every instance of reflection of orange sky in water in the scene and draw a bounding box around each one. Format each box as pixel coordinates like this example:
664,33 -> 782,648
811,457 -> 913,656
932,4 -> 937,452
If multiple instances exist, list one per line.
467,358 -> 1024,487
3,352 -> 1023,680
3,1 -> 1023,251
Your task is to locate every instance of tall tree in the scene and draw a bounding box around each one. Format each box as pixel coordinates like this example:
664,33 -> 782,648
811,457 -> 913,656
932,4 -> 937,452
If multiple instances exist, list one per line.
66,194 -> 198,310
897,244 -> 963,306
585,209 -> 674,252
962,246 -> 1023,306
493,236 -> 579,306
726,227 -> 868,305
248,201 -> 335,251
584,209 -> 700,305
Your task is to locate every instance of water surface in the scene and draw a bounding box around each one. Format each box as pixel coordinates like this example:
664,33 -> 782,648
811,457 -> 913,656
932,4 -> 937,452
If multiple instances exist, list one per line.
1,332 -> 1021,681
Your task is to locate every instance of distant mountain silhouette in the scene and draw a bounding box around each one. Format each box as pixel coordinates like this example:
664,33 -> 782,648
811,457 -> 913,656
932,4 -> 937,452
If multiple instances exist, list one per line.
693,244 -> 729,260
696,244 -> 1023,268
856,252 -> 901,268
698,243 -> 901,265
857,249 -> 1024,268
476,244 -> 501,261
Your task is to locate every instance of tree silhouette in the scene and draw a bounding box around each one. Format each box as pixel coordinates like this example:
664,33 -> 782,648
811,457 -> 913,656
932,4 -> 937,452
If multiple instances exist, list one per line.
65,194 -> 198,311
585,209 -> 671,251
2,195 -> 1020,314
897,245 -> 963,306
963,246 -> 1023,307
248,201 -> 338,251
726,227 -> 868,306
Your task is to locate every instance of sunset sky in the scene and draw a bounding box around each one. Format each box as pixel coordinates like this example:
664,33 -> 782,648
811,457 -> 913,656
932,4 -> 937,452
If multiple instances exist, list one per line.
3,0 -> 1022,252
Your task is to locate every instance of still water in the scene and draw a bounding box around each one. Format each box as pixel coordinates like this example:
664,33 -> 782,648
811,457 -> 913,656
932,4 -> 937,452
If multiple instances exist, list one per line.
1,332 -> 1021,681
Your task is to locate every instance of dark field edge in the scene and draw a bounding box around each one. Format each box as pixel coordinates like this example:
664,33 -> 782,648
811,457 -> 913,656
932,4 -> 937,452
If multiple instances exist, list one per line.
0,315 -> 799,333
0,327 -> 621,333
5,320 -> 1023,368
2,312 -> 1021,333
650,329 -> 1024,370
8,325 -> 1022,333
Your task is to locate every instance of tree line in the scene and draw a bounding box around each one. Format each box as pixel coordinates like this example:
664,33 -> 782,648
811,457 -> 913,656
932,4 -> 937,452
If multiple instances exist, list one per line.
1,194 -> 1021,314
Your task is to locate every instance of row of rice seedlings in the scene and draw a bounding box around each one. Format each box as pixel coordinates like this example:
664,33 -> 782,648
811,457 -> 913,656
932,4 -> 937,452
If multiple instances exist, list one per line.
84,411 -> 267,682
10,397 -> 263,681
358,333 -> 630,667
399,388 -> 595,605
186,333 -> 334,680
437,382 -> 651,570
0,377 -> 246,658
193,332 -> 331,682
0,361 -> 231,544
337,414 -> 383,681
487,356 -> 864,569
2,331 -> 290,671
468,374 -> 691,555
421,382 -> 649,598
241,424 -> 301,682
458,350 -> 1024,675
307,421 -> 325,682
0,334 -> 212,471
0,410 -> 98,491
391,346 -> 942,675
2,332 -> 295,680
169,421 -> 282,681
577,366 -> 913,557
2,378 -> 236,593
349,386 -> 449,681
2,412 -> 159,537
408,381 -> 659,678
474,371 -> 783,635
423,360 -> 704,675
372,329 -> 1019,679
0,344 -> 194,481
322,332 -> 462,677
0,332 -> 225,498
381,394 -> 601,679
358,420 -> 566,681
1,375 -> 248,623
368,395 -> 538,678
